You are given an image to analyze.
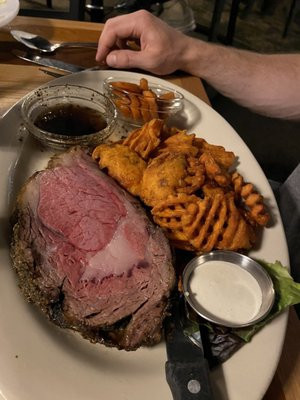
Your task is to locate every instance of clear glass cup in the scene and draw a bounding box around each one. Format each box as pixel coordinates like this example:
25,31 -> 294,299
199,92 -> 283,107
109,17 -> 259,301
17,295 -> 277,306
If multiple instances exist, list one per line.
103,76 -> 184,128
21,84 -> 117,150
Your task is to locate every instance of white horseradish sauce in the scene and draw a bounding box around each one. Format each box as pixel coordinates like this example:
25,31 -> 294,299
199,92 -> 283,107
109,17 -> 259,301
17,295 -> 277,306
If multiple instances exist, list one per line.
189,260 -> 263,325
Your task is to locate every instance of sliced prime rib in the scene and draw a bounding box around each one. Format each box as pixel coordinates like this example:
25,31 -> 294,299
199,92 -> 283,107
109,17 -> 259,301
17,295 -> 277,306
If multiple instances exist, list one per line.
10,147 -> 175,350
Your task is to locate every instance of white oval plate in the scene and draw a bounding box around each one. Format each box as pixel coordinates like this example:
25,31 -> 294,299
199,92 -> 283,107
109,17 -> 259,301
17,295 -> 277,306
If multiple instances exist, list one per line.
0,70 -> 289,400
0,0 -> 19,28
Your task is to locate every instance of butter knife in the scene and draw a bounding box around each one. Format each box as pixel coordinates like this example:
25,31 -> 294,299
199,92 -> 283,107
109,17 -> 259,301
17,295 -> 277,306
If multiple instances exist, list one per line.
12,49 -> 86,73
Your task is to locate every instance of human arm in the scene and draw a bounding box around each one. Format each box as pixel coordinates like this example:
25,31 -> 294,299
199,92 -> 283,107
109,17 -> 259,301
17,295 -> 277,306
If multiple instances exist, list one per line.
183,43 -> 300,120
96,10 -> 300,120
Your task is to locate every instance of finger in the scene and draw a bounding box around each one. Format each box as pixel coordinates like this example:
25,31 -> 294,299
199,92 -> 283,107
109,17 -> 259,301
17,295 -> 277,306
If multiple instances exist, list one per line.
106,49 -> 150,71
96,10 -> 152,62
96,15 -> 141,62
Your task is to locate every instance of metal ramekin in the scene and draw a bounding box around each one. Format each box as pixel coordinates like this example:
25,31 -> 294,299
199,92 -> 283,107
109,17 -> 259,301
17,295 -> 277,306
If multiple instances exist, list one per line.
182,250 -> 275,328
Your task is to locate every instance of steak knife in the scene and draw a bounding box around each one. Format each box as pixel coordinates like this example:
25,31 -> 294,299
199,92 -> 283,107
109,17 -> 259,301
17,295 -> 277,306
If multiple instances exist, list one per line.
12,49 -> 86,73
164,294 -> 214,400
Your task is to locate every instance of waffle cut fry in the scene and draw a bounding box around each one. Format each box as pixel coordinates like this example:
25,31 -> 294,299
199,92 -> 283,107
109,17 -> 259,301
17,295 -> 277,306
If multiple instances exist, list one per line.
199,152 -> 231,187
152,192 -> 255,253
157,131 -> 199,157
194,137 -> 236,169
123,119 -> 165,160
231,172 -> 270,226
151,194 -> 203,251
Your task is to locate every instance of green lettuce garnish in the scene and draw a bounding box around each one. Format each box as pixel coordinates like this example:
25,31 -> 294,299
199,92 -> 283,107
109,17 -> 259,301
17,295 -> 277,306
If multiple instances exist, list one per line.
233,260 -> 300,342
184,259 -> 300,367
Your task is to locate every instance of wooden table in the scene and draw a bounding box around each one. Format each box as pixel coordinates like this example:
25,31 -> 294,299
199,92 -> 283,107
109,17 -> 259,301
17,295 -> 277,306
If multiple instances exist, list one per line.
0,15 -> 299,400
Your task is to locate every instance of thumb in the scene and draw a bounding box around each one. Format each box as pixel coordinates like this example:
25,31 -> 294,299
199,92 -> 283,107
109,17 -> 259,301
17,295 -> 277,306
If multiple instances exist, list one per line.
106,49 -> 147,70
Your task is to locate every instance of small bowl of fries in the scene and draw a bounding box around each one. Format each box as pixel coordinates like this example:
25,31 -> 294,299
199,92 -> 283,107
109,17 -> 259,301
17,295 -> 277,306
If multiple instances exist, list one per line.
103,76 -> 184,127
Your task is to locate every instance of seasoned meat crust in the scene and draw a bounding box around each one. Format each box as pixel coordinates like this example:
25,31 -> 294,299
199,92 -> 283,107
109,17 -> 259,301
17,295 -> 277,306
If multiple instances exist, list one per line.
10,147 -> 175,350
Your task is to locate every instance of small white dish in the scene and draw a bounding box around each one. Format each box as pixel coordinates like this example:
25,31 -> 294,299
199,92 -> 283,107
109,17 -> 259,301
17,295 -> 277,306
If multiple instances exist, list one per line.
182,250 -> 275,328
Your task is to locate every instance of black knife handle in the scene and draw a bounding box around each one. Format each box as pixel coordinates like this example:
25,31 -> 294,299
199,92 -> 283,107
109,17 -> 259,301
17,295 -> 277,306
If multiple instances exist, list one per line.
166,358 -> 214,400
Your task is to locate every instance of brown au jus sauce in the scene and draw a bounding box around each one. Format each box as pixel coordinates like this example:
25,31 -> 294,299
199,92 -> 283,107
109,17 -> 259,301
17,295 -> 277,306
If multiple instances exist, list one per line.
34,104 -> 107,136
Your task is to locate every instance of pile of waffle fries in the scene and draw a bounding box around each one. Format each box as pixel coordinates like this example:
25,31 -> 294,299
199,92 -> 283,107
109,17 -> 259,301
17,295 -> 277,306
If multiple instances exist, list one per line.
93,119 -> 269,253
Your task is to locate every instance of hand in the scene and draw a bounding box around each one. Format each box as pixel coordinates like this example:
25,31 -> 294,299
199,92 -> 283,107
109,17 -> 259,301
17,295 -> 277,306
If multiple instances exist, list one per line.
96,10 -> 191,75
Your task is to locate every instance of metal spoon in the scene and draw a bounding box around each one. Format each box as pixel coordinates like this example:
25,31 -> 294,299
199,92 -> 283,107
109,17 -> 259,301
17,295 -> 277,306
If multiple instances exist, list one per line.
10,29 -> 98,53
